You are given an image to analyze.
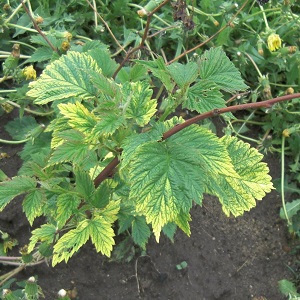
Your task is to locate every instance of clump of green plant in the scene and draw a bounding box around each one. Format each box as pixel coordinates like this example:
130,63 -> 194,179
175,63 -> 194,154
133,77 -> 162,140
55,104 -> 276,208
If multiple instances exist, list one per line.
0,0 -> 299,271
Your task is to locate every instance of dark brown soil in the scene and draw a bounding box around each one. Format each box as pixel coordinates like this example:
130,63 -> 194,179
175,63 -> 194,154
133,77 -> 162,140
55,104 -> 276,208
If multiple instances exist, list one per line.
0,111 -> 294,300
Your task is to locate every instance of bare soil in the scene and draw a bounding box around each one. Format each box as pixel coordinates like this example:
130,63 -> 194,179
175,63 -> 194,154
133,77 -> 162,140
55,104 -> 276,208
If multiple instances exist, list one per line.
0,111 -> 294,300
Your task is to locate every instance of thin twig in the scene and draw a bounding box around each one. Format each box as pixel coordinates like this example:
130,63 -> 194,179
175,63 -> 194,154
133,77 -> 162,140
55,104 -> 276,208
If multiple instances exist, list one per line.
93,93 -> 300,188
85,0 -> 126,53
112,0 -> 171,79
21,0 -> 58,53
162,93 -> 300,139
168,0 -> 250,64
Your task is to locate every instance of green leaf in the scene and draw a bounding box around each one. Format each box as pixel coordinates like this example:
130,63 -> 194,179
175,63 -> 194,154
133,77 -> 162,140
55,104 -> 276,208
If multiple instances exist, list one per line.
89,216 -> 116,257
74,167 -> 95,199
162,222 -> 177,242
90,181 -> 111,208
98,200 -> 120,224
56,193 -> 81,227
184,80 -> 225,113
129,125 -> 234,241
132,216 -> 151,249
88,48 -> 119,77
207,136 -> 273,216
135,57 -> 174,92
23,190 -> 44,225
123,81 -> 157,126
28,224 -> 57,253
19,132 -> 51,162
26,47 -> 54,63
27,51 -> 101,104
278,279 -> 300,297
57,102 -> 97,135
167,62 -> 198,88
53,217 -> 115,266
5,116 -> 38,140
82,40 -> 108,52
121,130 -> 163,170
280,199 -> 300,220
198,47 -> 248,93
0,169 -> 8,181
0,176 -> 37,211
92,114 -> 126,136
52,219 -> 90,266
117,64 -> 148,83
48,140 -> 95,166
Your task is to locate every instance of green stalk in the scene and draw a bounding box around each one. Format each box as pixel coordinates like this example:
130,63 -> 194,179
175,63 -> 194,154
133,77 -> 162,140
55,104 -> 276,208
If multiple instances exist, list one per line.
281,135 -> 290,225
5,100 -> 54,116
259,5 -> 270,30
5,0 -> 27,23
237,110 -> 256,134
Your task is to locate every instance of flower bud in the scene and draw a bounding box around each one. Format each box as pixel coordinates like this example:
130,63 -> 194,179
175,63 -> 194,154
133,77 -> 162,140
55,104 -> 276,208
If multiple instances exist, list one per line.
282,129 -> 290,137
35,16 -> 44,24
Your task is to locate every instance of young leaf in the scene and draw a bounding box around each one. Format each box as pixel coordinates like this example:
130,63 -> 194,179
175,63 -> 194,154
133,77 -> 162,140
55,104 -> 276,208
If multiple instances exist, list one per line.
28,224 -> 57,253
207,136 -> 273,216
92,114 -> 126,137
278,279 -> 300,297
53,217 -> 115,266
0,176 -> 37,211
198,47 -> 248,92
52,219 -> 91,265
132,216 -> 151,249
135,57 -> 175,92
23,190 -> 44,225
184,80 -> 225,113
98,200 -> 120,224
167,62 -> 198,88
57,102 -> 98,135
48,140 -> 95,166
27,51 -> 101,104
280,199 -> 300,220
89,216 -> 116,257
123,81 -> 157,126
74,167 -> 95,199
89,181 -> 111,208
56,193 -> 81,227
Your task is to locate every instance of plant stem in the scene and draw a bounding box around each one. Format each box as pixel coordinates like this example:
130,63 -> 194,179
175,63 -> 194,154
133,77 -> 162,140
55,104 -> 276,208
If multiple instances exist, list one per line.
93,93 -> 300,188
21,1 -> 58,53
168,0 -> 250,64
85,0 -> 126,53
260,4 -> 270,30
281,135 -> 290,225
5,100 -> 54,116
244,53 -> 263,78
237,110 -> 256,134
5,1 -> 27,23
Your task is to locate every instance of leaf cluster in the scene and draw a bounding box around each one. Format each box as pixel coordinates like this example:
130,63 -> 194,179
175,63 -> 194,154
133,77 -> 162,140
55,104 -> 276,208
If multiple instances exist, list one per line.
0,43 -> 274,265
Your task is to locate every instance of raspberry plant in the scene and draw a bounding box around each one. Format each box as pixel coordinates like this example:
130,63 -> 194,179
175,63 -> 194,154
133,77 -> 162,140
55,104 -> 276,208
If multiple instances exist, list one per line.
0,0 -> 298,268
0,45 -> 276,266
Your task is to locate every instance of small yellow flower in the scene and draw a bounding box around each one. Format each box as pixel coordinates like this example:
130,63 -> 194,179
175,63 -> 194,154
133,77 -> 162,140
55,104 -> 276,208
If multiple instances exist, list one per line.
267,33 -> 282,52
282,129 -> 290,138
23,65 -> 36,80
